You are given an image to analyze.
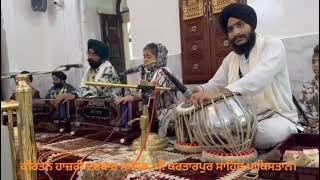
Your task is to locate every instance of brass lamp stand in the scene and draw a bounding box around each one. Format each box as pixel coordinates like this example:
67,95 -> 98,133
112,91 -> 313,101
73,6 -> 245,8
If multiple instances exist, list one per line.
15,74 -> 37,180
85,81 -> 170,165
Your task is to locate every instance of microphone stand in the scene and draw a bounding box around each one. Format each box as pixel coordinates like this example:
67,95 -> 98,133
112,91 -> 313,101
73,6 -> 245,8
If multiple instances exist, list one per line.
1,66 -> 72,79
84,80 -> 171,166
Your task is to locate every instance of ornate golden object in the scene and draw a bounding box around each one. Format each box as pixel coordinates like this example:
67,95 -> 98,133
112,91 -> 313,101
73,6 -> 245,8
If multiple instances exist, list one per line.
132,134 -> 168,166
1,101 -> 18,180
15,74 -> 37,180
1,101 -> 19,111
132,106 -> 168,153
131,99 -> 168,165
132,134 -> 169,153
182,0 -> 204,20
85,81 -> 173,92
130,104 -> 168,165
1,74 -> 37,180
211,0 -> 236,14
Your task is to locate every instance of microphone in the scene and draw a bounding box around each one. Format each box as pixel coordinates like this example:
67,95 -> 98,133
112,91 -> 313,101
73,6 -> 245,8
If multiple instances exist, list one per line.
1,64 -> 83,80
119,61 -> 156,76
119,65 -> 142,76
1,74 -> 17,79
161,68 -> 192,99
61,64 -> 83,69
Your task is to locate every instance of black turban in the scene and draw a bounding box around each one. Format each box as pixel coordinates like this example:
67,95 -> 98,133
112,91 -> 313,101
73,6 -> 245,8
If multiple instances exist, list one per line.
87,39 -> 109,61
52,71 -> 67,81
219,3 -> 257,34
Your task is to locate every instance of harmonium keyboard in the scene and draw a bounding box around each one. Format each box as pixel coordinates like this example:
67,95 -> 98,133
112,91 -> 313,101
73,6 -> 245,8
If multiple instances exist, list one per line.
73,98 -> 159,144
31,98 -> 157,144
3,99 -> 75,132
32,99 -> 75,133
74,98 -> 132,128
73,98 -> 146,144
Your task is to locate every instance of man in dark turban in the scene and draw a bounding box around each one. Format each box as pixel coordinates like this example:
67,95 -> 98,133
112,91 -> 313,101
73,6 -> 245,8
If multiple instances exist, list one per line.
218,3 -> 257,57
45,71 -> 76,99
55,39 -> 122,104
191,3 -> 299,150
87,39 -> 110,68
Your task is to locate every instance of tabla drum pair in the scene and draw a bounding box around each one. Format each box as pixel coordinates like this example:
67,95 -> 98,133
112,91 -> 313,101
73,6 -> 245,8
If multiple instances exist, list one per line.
175,92 -> 258,163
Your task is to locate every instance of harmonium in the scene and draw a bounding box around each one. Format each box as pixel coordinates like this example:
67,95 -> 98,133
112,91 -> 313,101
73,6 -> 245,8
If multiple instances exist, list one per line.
74,98 -> 134,128
31,98 -> 158,144
3,99 -> 75,133
32,99 -> 76,133
73,98 -> 159,145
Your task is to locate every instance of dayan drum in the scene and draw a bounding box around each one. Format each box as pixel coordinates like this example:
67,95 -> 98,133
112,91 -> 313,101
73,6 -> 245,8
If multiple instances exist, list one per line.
174,102 -> 202,153
176,92 -> 258,162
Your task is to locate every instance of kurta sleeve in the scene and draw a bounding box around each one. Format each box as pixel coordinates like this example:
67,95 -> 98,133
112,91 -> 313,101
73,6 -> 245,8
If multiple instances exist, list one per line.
73,66 -> 122,100
98,66 -> 122,99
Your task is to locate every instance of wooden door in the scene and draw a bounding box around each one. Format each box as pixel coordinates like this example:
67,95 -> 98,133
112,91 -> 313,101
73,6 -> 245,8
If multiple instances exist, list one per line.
179,0 -> 246,84
179,0 -> 211,84
100,14 -> 127,83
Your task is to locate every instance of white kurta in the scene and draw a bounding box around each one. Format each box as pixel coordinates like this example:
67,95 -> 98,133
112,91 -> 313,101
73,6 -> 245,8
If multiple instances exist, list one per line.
198,36 -> 298,149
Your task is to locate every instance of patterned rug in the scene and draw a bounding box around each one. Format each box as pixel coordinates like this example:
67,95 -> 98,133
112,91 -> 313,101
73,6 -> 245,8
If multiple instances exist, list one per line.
35,131 -> 257,180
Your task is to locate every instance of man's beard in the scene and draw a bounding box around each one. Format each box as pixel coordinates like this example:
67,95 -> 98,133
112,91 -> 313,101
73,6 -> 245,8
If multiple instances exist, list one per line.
53,83 -> 64,88
231,32 -> 256,57
88,59 -> 102,69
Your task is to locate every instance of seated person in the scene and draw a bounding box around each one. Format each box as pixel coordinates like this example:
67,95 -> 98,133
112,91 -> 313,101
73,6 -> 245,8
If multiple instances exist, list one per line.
191,4 -> 298,150
10,71 -> 40,100
115,43 -> 178,137
298,44 -> 319,133
55,39 -> 122,104
45,71 -> 76,99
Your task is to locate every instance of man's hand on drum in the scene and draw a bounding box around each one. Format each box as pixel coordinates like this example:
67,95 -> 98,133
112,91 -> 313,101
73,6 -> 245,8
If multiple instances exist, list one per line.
191,92 -> 214,106
115,95 -> 134,105
187,86 -> 204,106
216,87 -> 233,96
190,87 -> 233,106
